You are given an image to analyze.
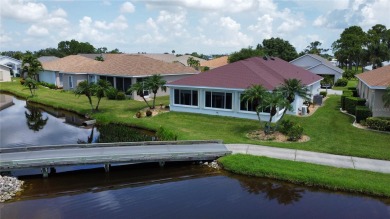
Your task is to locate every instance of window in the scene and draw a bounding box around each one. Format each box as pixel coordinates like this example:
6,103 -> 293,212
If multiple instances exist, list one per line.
137,78 -> 149,96
69,76 -> 73,88
240,100 -> 258,112
205,91 -> 232,109
174,89 -> 198,106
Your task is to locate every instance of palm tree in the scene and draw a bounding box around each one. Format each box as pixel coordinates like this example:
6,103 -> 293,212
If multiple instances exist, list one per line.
74,80 -> 95,112
25,106 -> 48,132
146,75 -> 166,109
94,79 -> 112,111
23,77 -> 38,96
382,86 -> 390,107
278,78 -> 310,118
241,85 -> 267,126
262,91 -> 291,134
127,81 -> 151,109
21,54 -> 43,80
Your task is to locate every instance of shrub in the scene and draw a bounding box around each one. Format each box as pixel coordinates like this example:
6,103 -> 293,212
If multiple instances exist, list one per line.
343,70 -> 355,80
345,97 -> 365,114
39,81 -> 57,89
348,87 -> 358,97
320,91 -> 327,97
287,124 -> 303,141
135,111 -> 142,118
335,78 -> 348,87
340,92 -> 352,110
366,117 -> 390,131
355,106 -> 372,123
156,126 -> 178,141
146,110 -> 152,117
20,79 -> 25,85
116,91 -> 126,100
106,87 -> 118,100
278,119 -> 295,135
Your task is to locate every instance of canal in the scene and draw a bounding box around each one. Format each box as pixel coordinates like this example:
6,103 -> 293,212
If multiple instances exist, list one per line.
0,94 -> 389,218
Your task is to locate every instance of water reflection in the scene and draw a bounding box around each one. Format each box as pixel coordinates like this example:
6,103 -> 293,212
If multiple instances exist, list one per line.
239,177 -> 304,205
3,165 -> 390,219
0,93 -> 14,110
25,106 -> 49,132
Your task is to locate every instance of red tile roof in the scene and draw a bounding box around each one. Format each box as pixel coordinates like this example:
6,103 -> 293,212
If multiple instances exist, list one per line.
356,65 -> 390,87
168,57 -> 322,90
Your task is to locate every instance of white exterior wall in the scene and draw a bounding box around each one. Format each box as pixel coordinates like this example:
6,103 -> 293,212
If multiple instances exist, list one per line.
0,65 -> 11,82
290,56 -> 321,67
308,64 -> 342,82
0,57 -> 22,76
372,89 -> 390,117
63,73 -> 88,90
39,70 -> 57,85
358,80 -> 390,117
169,87 -> 284,122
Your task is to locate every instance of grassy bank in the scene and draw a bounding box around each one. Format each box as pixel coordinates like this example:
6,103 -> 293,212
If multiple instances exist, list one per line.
1,80 -> 389,160
218,154 -> 390,197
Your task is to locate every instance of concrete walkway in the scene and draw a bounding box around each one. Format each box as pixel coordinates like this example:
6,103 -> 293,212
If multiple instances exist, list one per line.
226,144 -> 390,174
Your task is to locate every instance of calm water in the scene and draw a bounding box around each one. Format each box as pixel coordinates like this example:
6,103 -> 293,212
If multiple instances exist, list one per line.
0,94 -> 154,147
1,94 -> 389,218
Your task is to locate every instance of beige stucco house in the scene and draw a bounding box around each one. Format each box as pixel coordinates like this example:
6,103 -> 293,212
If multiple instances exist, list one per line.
356,65 -> 390,117
0,64 -> 12,82
40,54 -> 198,100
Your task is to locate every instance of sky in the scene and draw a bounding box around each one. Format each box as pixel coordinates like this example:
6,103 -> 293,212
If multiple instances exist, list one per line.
1,0 -> 389,55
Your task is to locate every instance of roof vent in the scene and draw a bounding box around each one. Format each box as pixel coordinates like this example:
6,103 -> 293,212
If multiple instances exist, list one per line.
263,56 -> 268,60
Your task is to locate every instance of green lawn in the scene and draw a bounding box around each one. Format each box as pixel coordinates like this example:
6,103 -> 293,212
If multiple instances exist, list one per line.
1,80 -> 389,160
219,154 -> 390,197
333,80 -> 358,91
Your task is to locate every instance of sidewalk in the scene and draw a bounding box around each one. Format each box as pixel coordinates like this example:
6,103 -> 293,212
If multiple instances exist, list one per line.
226,144 -> 390,174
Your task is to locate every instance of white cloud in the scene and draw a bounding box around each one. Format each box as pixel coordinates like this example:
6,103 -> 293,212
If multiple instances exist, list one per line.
26,25 -> 49,37
248,15 -> 273,39
146,0 -> 256,13
135,9 -> 188,44
313,0 -> 390,29
94,15 -> 128,30
0,34 -> 12,44
120,2 -> 135,13
1,0 -> 48,22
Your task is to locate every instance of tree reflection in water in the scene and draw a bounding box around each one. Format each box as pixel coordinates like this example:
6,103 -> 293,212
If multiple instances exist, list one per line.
239,176 -> 304,205
25,106 -> 49,132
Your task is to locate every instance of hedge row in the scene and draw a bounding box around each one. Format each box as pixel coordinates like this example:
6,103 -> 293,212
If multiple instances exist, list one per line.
355,106 -> 372,123
345,97 -> 366,115
366,117 -> 390,131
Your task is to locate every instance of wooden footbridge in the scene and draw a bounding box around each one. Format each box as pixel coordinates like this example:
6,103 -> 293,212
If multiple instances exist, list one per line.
0,140 -> 231,177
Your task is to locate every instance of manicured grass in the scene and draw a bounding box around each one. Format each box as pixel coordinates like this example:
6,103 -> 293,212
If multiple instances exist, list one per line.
1,80 -> 389,160
218,154 -> 390,197
333,80 -> 358,91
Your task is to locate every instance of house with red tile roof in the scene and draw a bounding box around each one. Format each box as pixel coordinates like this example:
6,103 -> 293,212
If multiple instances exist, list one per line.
167,56 -> 323,121
40,54 -> 198,100
356,65 -> 390,117
200,56 -> 229,69
290,54 -> 343,84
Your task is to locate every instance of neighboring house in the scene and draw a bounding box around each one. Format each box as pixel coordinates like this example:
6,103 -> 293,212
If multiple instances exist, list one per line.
200,56 -> 229,69
40,55 -> 99,89
140,54 -> 206,67
363,61 -> 390,72
0,56 -> 22,77
0,64 -> 12,82
38,56 -> 60,63
167,57 -> 322,122
356,65 -> 390,117
40,54 -> 198,100
290,54 -> 343,83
